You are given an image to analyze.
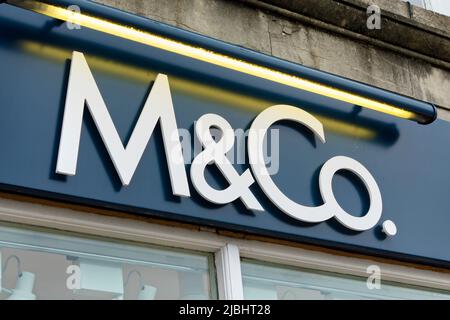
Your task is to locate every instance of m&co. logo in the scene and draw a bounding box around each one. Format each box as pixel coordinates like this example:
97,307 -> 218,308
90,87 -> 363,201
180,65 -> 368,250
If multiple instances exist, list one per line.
56,52 -> 396,235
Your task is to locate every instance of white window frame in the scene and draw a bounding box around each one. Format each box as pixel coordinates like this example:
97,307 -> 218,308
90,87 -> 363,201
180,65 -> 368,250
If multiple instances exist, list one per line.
0,196 -> 449,299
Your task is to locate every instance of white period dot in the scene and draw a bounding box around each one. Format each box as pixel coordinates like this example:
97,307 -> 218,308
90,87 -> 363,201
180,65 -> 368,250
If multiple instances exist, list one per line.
382,220 -> 397,236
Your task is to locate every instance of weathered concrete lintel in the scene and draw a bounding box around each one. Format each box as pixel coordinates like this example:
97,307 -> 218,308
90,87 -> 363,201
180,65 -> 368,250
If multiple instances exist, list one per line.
257,0 -> 450,65
342,0 -> 450,37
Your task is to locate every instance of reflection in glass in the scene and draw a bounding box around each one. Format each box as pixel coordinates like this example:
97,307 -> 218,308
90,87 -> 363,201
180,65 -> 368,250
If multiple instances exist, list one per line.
0,224 -> 216,300
241,259 -> 450,300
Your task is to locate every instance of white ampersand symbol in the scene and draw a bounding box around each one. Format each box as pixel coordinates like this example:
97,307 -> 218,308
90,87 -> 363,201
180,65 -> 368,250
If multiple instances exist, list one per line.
190,114 -> 264,211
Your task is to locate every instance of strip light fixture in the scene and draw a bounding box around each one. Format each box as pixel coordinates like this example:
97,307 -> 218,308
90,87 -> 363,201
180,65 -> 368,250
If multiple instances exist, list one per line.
20,40 -> 378,139
5,0 -> 437,123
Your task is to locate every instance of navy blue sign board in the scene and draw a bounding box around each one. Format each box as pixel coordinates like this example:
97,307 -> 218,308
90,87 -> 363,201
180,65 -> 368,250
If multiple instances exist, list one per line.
0,2 -> 449,267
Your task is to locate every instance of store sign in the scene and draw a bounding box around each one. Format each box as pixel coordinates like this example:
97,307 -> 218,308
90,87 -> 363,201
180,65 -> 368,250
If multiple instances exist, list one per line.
57,52 -> 384,233
1,4 -> 450,267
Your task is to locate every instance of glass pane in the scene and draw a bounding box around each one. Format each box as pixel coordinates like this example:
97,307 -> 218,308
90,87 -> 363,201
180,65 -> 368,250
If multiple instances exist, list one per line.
0,223 -> 216,300
402,0 -> 450,16
241,259 -> 450,300
428,0 -> 450,16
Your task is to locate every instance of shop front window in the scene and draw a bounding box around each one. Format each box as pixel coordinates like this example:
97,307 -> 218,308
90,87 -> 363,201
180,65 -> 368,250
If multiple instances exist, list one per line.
0,224 -> 216,300
241,259 -> 450,300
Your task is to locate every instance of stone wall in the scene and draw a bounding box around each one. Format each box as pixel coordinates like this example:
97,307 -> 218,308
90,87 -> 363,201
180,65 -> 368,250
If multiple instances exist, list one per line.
95,0 -> 450,120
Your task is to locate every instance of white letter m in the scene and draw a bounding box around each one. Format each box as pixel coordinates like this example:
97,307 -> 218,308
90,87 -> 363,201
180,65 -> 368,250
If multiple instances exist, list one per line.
56,51 -> 190,196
